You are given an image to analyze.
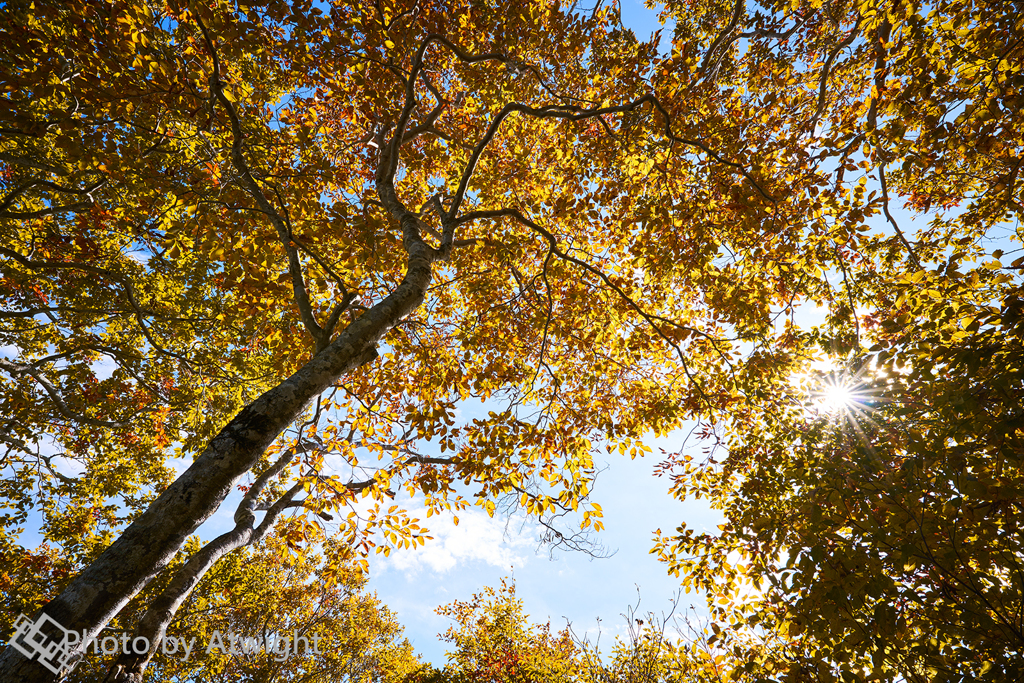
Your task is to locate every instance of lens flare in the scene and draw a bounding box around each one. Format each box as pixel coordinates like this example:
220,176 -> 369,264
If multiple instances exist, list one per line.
791,358 -> 875,423
814,376 -> 858,414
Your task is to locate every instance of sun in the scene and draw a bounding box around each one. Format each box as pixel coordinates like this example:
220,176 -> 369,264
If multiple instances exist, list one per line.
791,358 -> 875,420
813,376 -> 858,414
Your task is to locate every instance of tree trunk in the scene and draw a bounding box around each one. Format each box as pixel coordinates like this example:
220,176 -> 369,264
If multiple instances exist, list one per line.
106,452 -> 306,683
0,242 -> 433,682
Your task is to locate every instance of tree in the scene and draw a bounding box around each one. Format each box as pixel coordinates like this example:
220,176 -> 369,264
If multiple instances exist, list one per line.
145,537 -> 421,683
428,579 -> 735,683
431,579 -> 581,683
2,0 -> 833,680
657,279 -> 1024,682
650,0 -> 1024,679
82,536 -> 418,683
6,0 -> 1017,681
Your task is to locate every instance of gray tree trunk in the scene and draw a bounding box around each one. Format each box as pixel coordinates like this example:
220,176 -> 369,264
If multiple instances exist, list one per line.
0,241 -> 434,682
1,19 -> 459,681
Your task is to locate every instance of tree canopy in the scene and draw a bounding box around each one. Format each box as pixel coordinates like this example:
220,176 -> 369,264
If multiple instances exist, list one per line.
1,0 -> 1021,680
648,0 -> 1024,679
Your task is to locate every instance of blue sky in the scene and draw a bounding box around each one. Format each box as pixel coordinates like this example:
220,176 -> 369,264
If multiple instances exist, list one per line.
364,429 -> 723,666
360,3 -> 705,667
11,0 -> 1014,671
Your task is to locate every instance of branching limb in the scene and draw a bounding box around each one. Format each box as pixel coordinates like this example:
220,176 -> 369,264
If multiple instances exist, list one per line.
402,71 -> 448,142
0,246 -> 196,368
376,35 -> 771,277
0,201 -> 93,219
0,358 -> 131,429
270,185 -> 330,346
452,208 -> 715,402
739,11 -> 814,41
866,18 -> 892,131
446,95 -> 774,221
195,16 -> 329,352
0,306 -> 115,319
834,244 -> 861,349
402,454 -> 456,466
104,422 -> 449,680
1,341 -> 169,405
879,166 -> 922,268
702,8 -> 817,80
106,465 -> 305,683
0,176 -> 106,212
0,151 -> 67,175
383,33 -> 512,184
496,477 -> 612,559
286,234 -> 357,340
535,511 -> 614,559
531,245 -> 556,387
38,452 -> 77,486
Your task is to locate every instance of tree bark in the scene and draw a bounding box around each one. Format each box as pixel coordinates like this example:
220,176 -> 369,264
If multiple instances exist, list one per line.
107,490 -> 306,682
1,22 -> 475,682
104,444 -> 306,683
0,242 -> 433,682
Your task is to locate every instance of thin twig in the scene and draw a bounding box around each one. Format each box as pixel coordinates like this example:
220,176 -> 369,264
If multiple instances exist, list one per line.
879,166 -> 922,268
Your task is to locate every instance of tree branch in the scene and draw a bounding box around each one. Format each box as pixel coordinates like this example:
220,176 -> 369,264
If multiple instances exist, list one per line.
0,201 -> 92,219
195,16 -> 328,352
106,470 -> 304,683
383,33 -> 512,185
879,166 -> 922,268
0,358 -> 131,429
0,246 -> 196,368
446,95 -> 774,221
0,177 -> 106,215
452,208 -> 715,403
698,0 -> 745,78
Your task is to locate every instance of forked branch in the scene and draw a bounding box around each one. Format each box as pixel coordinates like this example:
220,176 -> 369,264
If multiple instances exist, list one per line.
105,444 -> 304,682
453,208 -> 717,402
0,246 -> 195,369
196,16 -> 335,353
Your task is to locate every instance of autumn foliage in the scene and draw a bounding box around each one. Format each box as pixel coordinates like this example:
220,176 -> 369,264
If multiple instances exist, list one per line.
1,0 -> 1022,680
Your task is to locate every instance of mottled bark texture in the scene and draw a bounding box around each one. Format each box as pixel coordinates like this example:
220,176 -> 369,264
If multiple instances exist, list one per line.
104,446 -> 305,683
0,173 -> 436,683
1,28 -> 475,683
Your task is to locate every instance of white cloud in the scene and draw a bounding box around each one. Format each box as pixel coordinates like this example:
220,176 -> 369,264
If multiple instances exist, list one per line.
379,507 -> 535,576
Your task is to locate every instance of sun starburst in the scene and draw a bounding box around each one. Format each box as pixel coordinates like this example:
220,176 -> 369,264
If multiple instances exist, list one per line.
792,358 -> 876,423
